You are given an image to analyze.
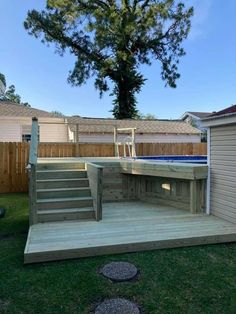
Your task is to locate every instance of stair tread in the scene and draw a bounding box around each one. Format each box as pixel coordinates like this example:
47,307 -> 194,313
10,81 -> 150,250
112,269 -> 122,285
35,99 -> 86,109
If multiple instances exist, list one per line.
37,169 -> 87,173
37,178 -> 89,182
37,187 -> 91,192
37,196 -> 93,203
38,207 -> 94,214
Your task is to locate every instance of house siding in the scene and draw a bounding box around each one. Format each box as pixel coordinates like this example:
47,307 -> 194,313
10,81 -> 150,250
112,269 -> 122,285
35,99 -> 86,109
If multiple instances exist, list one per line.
210,123 -> 236,223
40,123 -> 68,142
77,133 -> 201,143
0,122 -> 21,141
0,117 -> 68,142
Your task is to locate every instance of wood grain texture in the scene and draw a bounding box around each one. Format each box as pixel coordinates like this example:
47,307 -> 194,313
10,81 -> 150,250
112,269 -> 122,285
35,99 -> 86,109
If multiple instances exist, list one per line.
86,163 -> 103,221
0,143 -> 207,193
24,201 -> 236,264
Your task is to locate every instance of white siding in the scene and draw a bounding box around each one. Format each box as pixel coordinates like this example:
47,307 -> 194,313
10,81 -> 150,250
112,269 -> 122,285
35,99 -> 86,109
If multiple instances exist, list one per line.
0,117 -> 68,142
0,120 -> 21,141
40,124 -> 68,142
210,124 -> 236,223
77,133 -> 201,143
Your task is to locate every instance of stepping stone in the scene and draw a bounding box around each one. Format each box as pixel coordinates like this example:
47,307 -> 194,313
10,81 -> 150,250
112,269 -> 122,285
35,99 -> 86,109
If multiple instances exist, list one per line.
95,298 -> 140,314
100,261 -> 138,282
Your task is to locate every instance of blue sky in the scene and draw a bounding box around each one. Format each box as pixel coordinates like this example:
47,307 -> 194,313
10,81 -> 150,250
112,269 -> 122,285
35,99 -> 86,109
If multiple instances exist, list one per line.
0,0 -> 235,119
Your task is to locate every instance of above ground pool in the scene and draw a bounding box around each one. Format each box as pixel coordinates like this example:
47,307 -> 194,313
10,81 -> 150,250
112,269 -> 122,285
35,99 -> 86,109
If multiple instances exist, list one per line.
137,155 -> 207,164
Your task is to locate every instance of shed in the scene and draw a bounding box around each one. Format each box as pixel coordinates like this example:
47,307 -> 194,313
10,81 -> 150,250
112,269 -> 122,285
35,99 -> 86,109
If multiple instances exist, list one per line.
202,105 -> 236,223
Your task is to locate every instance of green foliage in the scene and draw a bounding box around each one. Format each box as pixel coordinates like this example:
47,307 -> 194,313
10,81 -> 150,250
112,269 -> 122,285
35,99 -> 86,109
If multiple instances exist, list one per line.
136,112 -> 158,119
24,0 -> 193,118
0,73 -> 31,106
51,110 -> 64,116
5,85 -> 21,104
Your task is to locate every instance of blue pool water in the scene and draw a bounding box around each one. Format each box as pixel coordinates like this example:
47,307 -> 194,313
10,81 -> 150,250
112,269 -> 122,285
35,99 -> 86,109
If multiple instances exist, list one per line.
137,155 -> 207,164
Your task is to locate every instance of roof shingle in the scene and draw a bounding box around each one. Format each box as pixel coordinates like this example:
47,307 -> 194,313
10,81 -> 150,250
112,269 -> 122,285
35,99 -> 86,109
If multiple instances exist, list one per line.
209,105 -> 236,117
0,101 -> 58,118
68,116 -> 201,134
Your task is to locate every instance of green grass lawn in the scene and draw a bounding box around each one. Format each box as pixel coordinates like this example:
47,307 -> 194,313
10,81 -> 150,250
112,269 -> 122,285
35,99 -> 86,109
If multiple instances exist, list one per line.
0,193 -> 236,314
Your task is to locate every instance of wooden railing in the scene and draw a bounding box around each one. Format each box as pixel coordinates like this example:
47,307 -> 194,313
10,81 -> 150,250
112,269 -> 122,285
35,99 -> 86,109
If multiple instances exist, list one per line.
86,163 -> 103,221
28,117 -> 39,225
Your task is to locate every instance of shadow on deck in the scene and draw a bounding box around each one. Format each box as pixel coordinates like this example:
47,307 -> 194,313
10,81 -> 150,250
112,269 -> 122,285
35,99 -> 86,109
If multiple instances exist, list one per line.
24,201 -> 236,264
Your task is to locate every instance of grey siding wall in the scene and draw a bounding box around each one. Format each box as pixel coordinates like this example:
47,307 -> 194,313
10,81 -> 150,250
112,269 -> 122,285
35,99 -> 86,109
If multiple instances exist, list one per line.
210,124 -> 236,223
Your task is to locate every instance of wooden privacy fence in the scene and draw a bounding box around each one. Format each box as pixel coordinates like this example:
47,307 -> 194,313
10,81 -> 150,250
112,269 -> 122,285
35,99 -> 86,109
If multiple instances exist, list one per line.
0,142 -> 207,193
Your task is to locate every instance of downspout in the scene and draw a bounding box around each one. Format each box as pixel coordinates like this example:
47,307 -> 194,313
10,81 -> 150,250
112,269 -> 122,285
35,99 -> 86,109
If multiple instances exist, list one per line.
206,127 -> 211,214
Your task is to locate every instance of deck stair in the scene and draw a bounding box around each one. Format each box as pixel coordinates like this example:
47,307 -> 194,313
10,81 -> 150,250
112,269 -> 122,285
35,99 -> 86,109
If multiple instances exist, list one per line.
35,162 -> 95,223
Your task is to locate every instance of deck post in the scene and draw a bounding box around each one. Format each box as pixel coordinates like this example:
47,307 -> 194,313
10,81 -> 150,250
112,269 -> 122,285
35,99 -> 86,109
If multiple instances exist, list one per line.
28,117 -> 39,225
29,164 -> 37,225
190,180 -> 201,214
86,163 -> 103,221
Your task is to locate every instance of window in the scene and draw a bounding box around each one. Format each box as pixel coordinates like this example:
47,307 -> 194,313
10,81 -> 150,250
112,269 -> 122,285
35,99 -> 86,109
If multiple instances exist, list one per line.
22,133 -> 31,142
21,125 -> 40,142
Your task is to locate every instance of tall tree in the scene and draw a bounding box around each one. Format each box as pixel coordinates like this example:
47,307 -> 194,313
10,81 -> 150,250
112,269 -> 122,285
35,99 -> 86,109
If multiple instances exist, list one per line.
24,0 -> 193,119
0,72 -> 31,106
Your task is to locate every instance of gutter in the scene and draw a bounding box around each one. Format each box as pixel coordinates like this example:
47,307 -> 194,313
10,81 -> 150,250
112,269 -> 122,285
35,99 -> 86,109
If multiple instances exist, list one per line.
201,112 -> 236,128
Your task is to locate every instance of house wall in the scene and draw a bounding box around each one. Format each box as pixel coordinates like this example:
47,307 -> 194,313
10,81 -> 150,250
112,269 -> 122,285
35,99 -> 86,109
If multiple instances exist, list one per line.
0,121 -> 21,141
0,117 -> 68,142
77,133 -> 201,143
210,123 -> 236,223
39,122 -> 68,142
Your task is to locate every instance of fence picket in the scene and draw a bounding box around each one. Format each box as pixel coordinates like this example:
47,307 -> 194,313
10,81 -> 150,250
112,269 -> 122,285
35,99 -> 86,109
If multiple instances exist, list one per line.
0,142 -> 207,193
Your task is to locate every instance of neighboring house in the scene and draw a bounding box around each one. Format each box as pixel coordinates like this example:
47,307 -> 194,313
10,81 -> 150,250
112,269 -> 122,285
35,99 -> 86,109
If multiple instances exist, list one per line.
181,111 -> 212,142
0,101 -> 68,142
0,101 -> 202,143
68,116 -> 201,143
201,104 -> 236,223
181,111 -> 212,129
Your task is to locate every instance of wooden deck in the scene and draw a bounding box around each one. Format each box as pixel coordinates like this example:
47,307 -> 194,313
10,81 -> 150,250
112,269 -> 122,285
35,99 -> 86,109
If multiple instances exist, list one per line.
24,201 -> 236,264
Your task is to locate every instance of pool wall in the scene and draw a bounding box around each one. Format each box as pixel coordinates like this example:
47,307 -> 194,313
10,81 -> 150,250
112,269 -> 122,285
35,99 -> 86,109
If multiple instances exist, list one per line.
137,155 -> 207,164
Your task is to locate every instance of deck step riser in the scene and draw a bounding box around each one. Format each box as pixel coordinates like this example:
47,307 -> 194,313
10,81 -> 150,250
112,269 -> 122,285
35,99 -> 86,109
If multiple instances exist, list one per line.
37,179 -> 89,189
37,199 -> 93,210
37,171 -> 87,180
37,189 -> 91,199
37,211 -> 95,223
37,163 -> 86,171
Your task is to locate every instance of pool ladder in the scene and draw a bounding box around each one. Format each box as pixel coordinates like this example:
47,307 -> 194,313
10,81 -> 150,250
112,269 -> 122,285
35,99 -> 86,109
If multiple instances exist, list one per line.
115,136 -> 136,158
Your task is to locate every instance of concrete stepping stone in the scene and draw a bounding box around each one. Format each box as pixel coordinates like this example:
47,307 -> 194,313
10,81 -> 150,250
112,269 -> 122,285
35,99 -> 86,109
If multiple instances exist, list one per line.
95,298 -> 140,314
100,261 -> 138,282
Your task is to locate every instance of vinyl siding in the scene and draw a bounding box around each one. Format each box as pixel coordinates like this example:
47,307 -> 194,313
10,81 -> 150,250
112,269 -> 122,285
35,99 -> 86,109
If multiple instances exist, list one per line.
77,133 -> 201,143
0,122 -> 21,141
40,123 -> 68,142
210,124 -> 236,223
0,117 -> 68,142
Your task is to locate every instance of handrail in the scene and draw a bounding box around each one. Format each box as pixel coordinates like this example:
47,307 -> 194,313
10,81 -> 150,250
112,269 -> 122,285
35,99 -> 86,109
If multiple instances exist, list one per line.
86,162 -> 103,221
29,117 -> 39,165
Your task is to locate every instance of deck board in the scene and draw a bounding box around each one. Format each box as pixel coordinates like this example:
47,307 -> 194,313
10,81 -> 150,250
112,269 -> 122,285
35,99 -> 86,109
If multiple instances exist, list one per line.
24,201 -> 236,263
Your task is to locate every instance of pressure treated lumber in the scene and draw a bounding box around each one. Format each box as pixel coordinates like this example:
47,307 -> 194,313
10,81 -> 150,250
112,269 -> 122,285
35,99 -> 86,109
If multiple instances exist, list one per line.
24,201 -> 236,264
